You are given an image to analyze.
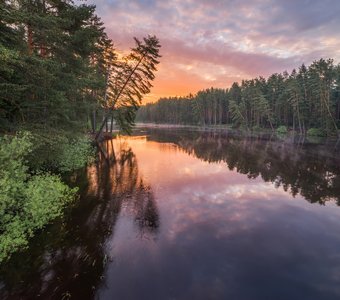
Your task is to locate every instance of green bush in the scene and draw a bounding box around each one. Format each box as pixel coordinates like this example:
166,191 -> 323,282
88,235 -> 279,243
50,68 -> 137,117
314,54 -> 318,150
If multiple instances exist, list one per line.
252,125 -> 262,132
0,132 -> 77,262
307,128 -> 326,137
27,132 -> 95,172
57,136 -> 95,172
276,125 -> 288,134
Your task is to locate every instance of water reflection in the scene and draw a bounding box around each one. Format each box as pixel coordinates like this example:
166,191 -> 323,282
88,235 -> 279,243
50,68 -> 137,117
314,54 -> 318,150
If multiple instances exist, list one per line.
0,139 -> 159,300
141,128 -> 340,205
1,128 -> 340,300
98,130 -> 340,300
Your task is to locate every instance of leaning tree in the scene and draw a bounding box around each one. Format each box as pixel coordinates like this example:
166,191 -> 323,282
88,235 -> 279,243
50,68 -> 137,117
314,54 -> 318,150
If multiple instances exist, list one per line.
95,35 -> 161,139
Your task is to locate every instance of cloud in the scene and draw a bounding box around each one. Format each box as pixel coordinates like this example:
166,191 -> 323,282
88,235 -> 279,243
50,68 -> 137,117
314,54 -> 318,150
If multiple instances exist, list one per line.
84,0 -> 340,102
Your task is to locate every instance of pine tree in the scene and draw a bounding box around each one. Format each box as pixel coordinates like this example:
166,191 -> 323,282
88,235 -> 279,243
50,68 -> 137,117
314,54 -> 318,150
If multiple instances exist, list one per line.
96,35 -> 161,138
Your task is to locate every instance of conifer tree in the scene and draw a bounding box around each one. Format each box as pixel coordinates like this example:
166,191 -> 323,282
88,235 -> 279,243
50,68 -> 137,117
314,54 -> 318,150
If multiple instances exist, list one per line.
96,35 -> 161,138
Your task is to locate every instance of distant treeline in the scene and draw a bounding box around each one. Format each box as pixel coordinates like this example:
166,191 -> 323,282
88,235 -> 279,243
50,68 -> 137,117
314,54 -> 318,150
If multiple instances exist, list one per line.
137,59 -> 340,135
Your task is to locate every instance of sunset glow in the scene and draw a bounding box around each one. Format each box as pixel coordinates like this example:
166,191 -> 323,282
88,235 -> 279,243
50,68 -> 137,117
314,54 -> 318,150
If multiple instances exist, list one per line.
88,0 -> 340,103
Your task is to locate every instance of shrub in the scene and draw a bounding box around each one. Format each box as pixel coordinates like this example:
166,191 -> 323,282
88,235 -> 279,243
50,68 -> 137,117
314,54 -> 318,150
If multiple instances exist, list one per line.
252,125 -> 262,132
307,128 -> 326,137
57,136 -> 95,172
27,132 -> 95,172
276,125 -> 288,134
0,132 -> 77,262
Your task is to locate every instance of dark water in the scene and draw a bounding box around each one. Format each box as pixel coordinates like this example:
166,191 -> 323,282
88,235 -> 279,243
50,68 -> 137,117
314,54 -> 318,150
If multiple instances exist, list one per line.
1,128 -> 340,300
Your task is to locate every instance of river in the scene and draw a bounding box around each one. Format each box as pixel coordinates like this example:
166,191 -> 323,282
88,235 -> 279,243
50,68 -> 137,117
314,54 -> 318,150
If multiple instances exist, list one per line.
1,127 -> 340,299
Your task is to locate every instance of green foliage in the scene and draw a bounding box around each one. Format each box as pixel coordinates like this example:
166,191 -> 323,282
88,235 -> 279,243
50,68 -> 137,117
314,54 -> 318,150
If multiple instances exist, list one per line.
137,96 -> 198,124
277,126 -> 288,134
137,88 -> 227,125
252,125 -> 262,132
24,174 -> 76,228
0,132 -> 77,262
0,0 -> 111,133
0,0 -> 160,263
57,136 -> 95,172
21,130 -> 95,172
1,1 -> 160,136
0,132 -> 32,220
307,128 -> 326,137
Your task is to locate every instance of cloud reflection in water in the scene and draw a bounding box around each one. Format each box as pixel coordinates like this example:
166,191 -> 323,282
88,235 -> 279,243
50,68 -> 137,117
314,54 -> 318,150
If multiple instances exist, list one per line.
98,133 -> 340,300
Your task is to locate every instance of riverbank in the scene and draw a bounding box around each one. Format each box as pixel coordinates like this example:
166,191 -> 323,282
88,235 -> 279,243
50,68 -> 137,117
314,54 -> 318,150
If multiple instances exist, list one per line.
135,123 -> 340,144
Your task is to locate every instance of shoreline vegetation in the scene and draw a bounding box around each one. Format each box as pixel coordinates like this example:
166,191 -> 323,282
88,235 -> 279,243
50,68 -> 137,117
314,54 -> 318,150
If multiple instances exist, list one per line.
134,124 -> 340,147
136,59 -> 340,138
0,0 -> 160,262
135,123 -> 340,141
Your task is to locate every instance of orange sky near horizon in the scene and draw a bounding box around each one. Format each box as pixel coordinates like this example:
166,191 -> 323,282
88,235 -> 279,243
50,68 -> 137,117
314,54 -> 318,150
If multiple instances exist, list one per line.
87,0 -> 340,104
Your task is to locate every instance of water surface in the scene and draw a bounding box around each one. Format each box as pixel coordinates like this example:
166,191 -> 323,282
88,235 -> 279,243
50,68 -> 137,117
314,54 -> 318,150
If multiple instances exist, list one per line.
1,128 -> 340,299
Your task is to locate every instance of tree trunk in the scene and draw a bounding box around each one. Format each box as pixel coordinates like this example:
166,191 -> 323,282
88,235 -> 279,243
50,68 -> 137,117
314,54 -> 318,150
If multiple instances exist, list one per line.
323,89 -> 339,135
110,115 -> 114,133
96,51 -> 147,140
27,25 -> 33,55
95,115 -> 108,140
92,110 -> 96,133
105,115 -> 108,133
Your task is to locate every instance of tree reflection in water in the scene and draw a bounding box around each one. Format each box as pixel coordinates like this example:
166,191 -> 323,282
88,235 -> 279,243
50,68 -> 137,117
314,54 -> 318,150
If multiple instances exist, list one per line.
1,128 -> 340,300
0,139 -> 159,300
142,128 -> 340,205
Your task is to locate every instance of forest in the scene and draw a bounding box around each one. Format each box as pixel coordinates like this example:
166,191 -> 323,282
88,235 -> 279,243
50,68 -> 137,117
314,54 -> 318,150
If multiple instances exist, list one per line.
0,0 -> 160,262
137,59 -> 340,136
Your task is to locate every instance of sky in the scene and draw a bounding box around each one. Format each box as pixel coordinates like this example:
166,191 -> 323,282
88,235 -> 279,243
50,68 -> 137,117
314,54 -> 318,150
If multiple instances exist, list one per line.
87,0 -> 340,103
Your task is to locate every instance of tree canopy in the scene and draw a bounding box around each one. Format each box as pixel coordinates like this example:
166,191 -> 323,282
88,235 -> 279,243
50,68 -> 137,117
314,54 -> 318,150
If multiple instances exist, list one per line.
0,0 -> 160,134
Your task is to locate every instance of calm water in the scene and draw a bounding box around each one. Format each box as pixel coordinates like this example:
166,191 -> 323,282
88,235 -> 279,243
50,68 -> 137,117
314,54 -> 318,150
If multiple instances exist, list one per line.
1,128 -> 340,300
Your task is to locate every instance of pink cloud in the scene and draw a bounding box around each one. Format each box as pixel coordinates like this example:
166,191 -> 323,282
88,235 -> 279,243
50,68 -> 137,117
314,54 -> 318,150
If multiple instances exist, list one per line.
83,0 -> 340,101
